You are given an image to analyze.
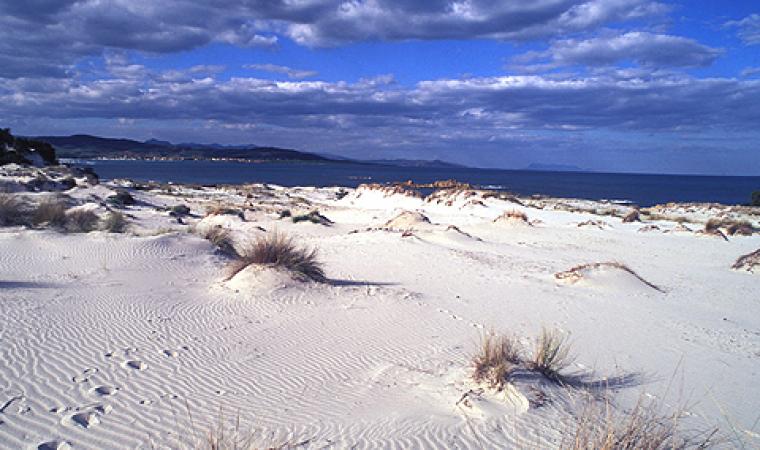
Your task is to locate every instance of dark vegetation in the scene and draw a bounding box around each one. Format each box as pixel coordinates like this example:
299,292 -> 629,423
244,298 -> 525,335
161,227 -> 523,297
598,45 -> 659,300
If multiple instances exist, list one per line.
1,128 -> 58,166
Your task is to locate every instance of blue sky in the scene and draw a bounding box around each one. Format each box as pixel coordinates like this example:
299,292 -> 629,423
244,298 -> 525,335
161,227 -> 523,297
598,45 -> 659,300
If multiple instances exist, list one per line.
1,0 -> 759,174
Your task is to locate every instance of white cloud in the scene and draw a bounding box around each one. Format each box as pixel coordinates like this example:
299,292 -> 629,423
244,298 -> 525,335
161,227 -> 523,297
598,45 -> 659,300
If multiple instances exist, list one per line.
726,14 -> 760,46
244,64 -> 318,79
512,32 -> 721,70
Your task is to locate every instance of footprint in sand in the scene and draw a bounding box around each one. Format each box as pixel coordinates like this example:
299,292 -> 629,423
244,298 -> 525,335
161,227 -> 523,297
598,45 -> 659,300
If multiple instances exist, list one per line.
38,441 -> 72,450
92,386 -> 119,397
70,411 -> 100,428
72,368 -> 99,383
123,360 -> 147,370
93,404 -> 113,415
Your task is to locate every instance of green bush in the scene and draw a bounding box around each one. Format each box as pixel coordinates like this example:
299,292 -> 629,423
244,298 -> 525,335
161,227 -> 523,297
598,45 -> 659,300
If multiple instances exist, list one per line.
752,191 -> 760,207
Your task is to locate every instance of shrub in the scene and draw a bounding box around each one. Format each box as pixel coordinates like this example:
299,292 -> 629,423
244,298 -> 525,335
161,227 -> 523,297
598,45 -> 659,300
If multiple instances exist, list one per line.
292,210 -> 332,225
622,209 -> 640,223
227,232 -> 326,282
169,204 -> 191,217
529,328 -> 573,383
751,191 -> 760,207
106,189 -> 135,207
0,194 -> 28,226
724,220 -> 754,236
472,333 -> 522,390
279,209 -> 292,219
65,209 -> 100,233
31,199 -> 68,228
102,211 -> 128,233
200,226 -> 238,256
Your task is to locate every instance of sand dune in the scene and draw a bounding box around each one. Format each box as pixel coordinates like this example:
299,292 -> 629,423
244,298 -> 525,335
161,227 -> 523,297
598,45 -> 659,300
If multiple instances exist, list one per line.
1,172 -> 759,448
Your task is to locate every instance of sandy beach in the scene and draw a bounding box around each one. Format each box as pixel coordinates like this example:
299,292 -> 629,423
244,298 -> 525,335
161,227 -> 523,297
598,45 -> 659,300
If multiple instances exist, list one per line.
1,165 -> 759,449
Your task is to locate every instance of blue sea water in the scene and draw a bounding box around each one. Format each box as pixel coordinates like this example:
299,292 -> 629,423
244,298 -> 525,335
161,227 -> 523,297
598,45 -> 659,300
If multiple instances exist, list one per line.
81,159 -> 760,207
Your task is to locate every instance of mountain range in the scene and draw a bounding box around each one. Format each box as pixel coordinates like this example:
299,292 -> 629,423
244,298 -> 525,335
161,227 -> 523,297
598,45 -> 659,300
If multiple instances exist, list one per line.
35,134 -> 466,168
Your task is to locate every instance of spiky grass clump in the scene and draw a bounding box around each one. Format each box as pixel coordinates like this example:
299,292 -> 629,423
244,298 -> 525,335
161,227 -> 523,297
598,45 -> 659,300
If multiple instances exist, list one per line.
31,199 -> 67,228
0,194 -> 28,226
568,395 -> 719,450
530,328 -> 573,383
102,211 -> 128,233
227,232 -> 326,283
472,333 -> 522,390
64,209 -> 100,233
200,226 -> 238,256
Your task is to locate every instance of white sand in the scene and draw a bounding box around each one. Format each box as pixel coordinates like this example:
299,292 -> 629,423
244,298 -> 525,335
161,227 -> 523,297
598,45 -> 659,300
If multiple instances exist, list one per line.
1,172 -> 759,448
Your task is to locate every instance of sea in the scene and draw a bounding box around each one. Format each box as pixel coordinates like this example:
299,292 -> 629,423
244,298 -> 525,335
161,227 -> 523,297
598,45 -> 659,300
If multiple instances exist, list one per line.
77,159 -> 760,207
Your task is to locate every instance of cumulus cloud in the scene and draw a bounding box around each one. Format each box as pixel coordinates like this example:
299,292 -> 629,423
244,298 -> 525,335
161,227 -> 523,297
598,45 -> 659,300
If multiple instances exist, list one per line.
512,32 -> 721,70
244,64 -> 318,79
0,0 -> 667,79
283,0 -> 669,45
726,14 -> 760,46
2,70 -> 758,135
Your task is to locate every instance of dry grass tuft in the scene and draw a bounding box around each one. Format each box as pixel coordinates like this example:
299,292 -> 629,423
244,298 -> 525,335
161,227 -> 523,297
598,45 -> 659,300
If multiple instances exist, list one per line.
529,328 -> 574,383
724,220 -> 755,236
496,209 -> 529,222
567,395 -> 719,449
64,209 -> 99,233
102,211 -> 128,233
227,232 -> 326,283
31,199 -> 67,228
183,404 -> 309,450
200,226 -> 238,256
206,204 -> 243,218
472,333 -> 522,390
622,209 -> 640,223
0,194 -> 28,226
732,248 -> 760,273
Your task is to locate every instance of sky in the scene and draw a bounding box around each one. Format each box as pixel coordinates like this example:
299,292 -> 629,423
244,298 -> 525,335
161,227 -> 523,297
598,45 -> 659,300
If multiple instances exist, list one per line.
1,1 -> 759,175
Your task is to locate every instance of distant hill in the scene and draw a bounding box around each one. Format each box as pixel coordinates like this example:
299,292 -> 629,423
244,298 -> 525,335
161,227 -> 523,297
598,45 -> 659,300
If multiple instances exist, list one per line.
524,163 -> 585,172
35,135 -> 330,162
364,159 -> 468,168
36,134 -> 471,168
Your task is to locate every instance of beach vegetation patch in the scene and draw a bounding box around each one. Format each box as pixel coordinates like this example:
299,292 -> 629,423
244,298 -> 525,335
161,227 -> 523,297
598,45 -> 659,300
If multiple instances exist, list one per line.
227,232 -> 326,283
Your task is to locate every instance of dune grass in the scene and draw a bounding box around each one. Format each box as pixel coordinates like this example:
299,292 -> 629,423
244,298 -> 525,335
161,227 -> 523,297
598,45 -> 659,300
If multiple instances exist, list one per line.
622,210 -> 640,223
102,211 -> 128,233
199,226 -> 238,257
31,199 -> 67,228
64,209 -> 100,233
495,209 -> 529,222
227,232 -> 326,283
567,395 -> 719,449
529,327 -> 574,383
0,193 -> 28,226
472,333 -> 522,390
